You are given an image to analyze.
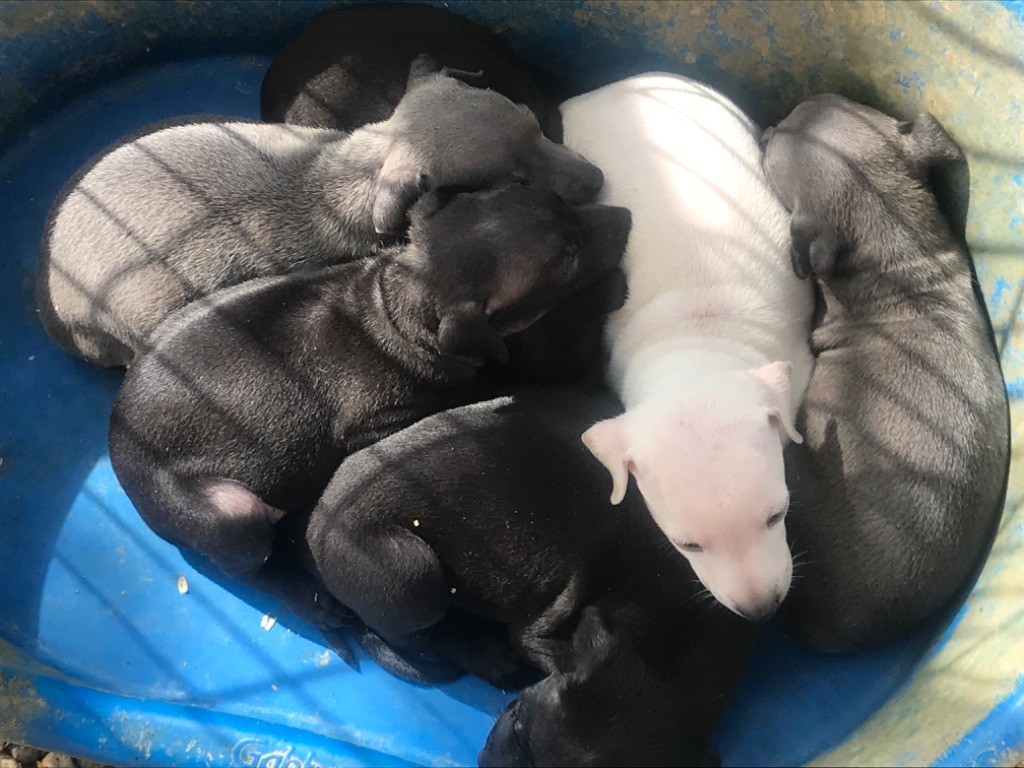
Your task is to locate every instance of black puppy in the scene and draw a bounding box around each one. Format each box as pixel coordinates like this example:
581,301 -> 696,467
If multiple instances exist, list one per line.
762,95 -> 1010,651
261,3 -> 562,140
494,266 -> 627,388
300,389 -> 756,766
109,186 -> 630,601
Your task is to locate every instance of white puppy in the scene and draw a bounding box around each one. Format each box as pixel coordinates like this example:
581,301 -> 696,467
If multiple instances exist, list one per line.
562,75 -> 814,621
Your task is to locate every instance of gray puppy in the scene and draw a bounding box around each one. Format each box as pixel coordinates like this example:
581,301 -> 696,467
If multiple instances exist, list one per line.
762,94 -> 1010,652
37,56 -> 603,368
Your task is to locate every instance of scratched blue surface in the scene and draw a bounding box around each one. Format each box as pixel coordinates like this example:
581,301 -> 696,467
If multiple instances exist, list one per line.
1,2 -> 1022,767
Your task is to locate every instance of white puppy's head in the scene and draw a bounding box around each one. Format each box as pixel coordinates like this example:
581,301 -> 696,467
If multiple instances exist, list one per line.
583,362 -> 801,621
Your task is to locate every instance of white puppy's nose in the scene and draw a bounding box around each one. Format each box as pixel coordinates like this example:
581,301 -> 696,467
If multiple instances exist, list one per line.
735,590 -> 785,622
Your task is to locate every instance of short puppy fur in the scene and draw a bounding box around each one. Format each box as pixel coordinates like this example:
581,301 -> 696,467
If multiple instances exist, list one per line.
762,94 -> 1010,651
108,186 -> 630,590
300,389 -> 756,767
261,3 -> 562,140
561,75 -> 815,621
38,57 -> 602,367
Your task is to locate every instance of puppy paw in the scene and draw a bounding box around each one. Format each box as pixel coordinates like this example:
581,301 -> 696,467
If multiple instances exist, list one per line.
359,628 -> 464,684
305,590 -> 355,631
467,643 -> 541,691
320,626 -> 358,669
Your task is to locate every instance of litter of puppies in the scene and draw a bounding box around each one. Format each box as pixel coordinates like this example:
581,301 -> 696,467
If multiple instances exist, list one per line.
34,5 -> 1010,767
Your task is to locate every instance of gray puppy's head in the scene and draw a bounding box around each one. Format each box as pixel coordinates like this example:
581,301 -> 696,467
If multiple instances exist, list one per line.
371,55 -> 604,234
762,94 -> 963,280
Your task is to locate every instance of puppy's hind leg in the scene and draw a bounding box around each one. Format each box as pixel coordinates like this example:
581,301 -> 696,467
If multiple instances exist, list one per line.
313,522 -> 450,651
132,471 -> 284,578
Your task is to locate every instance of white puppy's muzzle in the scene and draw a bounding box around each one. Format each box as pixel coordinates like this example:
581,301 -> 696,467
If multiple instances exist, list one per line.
686,532 -> 793,622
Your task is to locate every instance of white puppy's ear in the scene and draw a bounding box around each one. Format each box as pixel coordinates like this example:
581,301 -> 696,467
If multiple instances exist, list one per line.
752,361 -> 803,445
582,417 -> 632,505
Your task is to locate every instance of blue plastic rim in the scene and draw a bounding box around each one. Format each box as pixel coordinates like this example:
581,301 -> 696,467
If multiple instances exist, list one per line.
1,2 -> 1022,766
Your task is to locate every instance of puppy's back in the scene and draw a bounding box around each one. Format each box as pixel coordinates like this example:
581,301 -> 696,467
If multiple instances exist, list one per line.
39,119 -> 341,365
560,74 -> 793,314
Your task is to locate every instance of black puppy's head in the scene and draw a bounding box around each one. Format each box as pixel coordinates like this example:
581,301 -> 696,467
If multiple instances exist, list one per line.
402,184 -> 630,367
762,94 -> 964,280
371,55 -> 605,234
478,608 -> 717,768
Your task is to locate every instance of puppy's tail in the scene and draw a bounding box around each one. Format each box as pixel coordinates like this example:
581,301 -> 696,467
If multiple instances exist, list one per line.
320,626 -> 359,669
356,626 -> 463,684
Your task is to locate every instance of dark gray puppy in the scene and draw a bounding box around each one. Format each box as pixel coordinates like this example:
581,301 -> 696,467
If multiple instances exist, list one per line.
37,57 -> 603,368
109,185 -> 629,593
762,94 -> 1010,652
261,3 -> 562,140
299,389 -> 756,767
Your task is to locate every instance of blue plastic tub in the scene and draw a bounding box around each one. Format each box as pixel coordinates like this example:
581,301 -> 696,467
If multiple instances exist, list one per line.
1,2 -> 1022,766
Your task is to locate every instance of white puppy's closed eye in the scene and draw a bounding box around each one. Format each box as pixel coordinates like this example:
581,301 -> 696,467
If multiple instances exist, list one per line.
581,417 -> 632,504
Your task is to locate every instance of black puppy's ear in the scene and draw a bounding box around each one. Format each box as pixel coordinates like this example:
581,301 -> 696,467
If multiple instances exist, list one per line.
905,113 -> 964,170
373,164 -> 428,235
408,187 -> 462,222
790,209 -> 839,280
571,606 -> 614,660
438,304 -> 509,366
602,267 -> 629,313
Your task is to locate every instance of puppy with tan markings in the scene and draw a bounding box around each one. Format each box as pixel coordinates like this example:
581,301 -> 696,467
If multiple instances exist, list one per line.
561,75 -> 815,622
37,56 -> 602,368
762,95 -> 1010,651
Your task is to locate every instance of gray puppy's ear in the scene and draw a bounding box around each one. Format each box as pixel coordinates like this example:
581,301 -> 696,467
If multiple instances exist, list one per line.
905,113 -> 964,170
373,165 -> 428,235
406,53 -> 442,89
790,208 -> 840,280
406,53 -> 486,89
440,65 -> 487,88
437,304 -> 509,365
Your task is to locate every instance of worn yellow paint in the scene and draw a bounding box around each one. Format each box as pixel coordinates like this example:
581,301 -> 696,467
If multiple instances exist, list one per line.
0,672 -> 45,744
0,0 -> 123,37
811,505 -> 1024,766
